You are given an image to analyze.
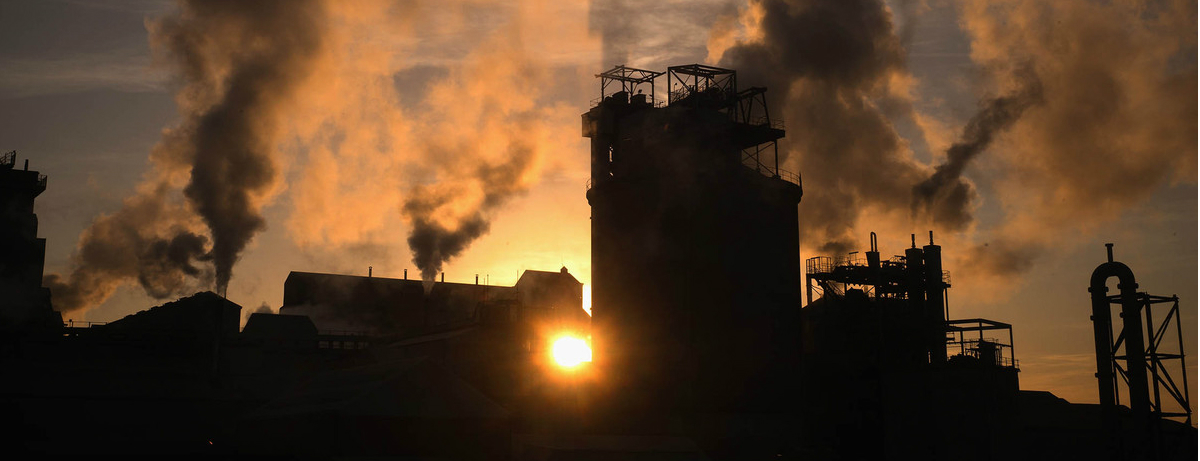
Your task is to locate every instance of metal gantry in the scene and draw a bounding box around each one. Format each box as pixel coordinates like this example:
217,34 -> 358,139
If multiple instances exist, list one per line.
1106,293 -> 1192,425
595,65 -> 664,106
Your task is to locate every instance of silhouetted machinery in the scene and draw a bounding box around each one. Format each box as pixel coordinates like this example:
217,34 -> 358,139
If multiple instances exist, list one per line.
1089,244 -> 1192,460
583,64 -> 802,412
802,231 -> 1020,458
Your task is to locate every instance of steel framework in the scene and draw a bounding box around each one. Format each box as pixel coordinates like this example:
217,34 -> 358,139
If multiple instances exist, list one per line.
1105,293 -> 1192,425
595,65 -> 664,105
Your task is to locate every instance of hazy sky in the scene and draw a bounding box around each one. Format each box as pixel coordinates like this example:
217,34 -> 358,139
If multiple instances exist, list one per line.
0,0 -> 1194,413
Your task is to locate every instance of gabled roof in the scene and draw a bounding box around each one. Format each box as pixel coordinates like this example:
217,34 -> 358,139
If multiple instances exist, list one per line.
516,267 -> 581,287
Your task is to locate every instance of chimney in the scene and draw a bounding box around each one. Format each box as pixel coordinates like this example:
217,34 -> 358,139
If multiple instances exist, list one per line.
475,274 -> 479,285
24,159 -> 29,170
404,269 -> 408,280
368,266 -> 373,277
441,272 -> 445,283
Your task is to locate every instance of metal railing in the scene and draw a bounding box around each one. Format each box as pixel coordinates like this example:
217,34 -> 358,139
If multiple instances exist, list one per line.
589,94 -> 664,108
806,253 -> 868,274
746,116 -> 785,130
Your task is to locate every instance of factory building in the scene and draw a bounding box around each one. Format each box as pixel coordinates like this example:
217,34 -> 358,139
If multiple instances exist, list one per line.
0,151 -> 57,331
583,65 -> 803,412
279,268 -> 588,340
802,232 -> 1021,458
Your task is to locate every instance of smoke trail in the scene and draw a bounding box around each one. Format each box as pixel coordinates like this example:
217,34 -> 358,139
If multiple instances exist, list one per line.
950,0 -> 1196,278
45,0 -> 332,313
912,70 -> 1043,230
588,0 -> 637,66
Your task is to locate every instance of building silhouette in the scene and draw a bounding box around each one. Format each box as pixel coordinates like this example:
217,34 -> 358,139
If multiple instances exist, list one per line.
0,151 -> 56,330
584,65 -> 802,412
1,63 -> 1196,458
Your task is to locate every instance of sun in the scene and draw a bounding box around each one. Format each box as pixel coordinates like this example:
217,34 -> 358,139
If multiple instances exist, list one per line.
551,335 -> 592,368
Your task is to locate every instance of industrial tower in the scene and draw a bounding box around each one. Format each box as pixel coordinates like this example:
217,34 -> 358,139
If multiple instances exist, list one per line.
0,151 -> 56,330
582,65 -> 803,411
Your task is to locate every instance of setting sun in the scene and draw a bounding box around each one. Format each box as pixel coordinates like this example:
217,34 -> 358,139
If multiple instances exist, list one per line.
551,335 -> 592,368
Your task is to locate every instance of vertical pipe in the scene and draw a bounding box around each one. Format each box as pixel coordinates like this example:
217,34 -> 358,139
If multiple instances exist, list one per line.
924,232 -> 946,364
905,238 -> 926,363
1090,248 -> 1149,455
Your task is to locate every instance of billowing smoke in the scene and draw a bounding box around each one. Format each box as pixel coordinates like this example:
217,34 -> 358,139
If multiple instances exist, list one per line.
714,0 -> 926,254
951,0 -> 1196,277
46,0 -> 332,312
278,1 -> 574,284
403,153 -> 536,283
152,0 -> 328,292
912,69 -> 1043,230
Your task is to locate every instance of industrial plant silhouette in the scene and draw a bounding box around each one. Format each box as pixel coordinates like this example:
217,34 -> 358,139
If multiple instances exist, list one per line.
1,66 -> 1195,459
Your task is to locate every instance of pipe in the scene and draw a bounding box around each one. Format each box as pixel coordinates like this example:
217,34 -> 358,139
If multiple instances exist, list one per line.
1089,245 -> 1149,452
904,244 -> 925,363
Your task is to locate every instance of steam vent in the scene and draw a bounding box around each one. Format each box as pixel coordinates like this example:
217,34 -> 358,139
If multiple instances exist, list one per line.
583,65 -> 802,411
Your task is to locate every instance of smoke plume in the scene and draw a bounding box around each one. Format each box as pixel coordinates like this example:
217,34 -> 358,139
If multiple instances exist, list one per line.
278,1 -> 576,284
43,183 -> 213,313
404,149 -> 536,282
951,0 -> 1196,276
152,0 -> 329,292
912,69 -> 1043,230
715,0 -> 926,254
46,0 -> 332,312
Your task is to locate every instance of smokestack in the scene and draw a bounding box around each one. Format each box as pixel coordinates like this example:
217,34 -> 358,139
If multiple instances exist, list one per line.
23,159 -> 28,170
441,272 -> 444,283
368,266 -> 372,278
475,274 -> 478,285
404,269 -> 408,280
923,231 -> 946,364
